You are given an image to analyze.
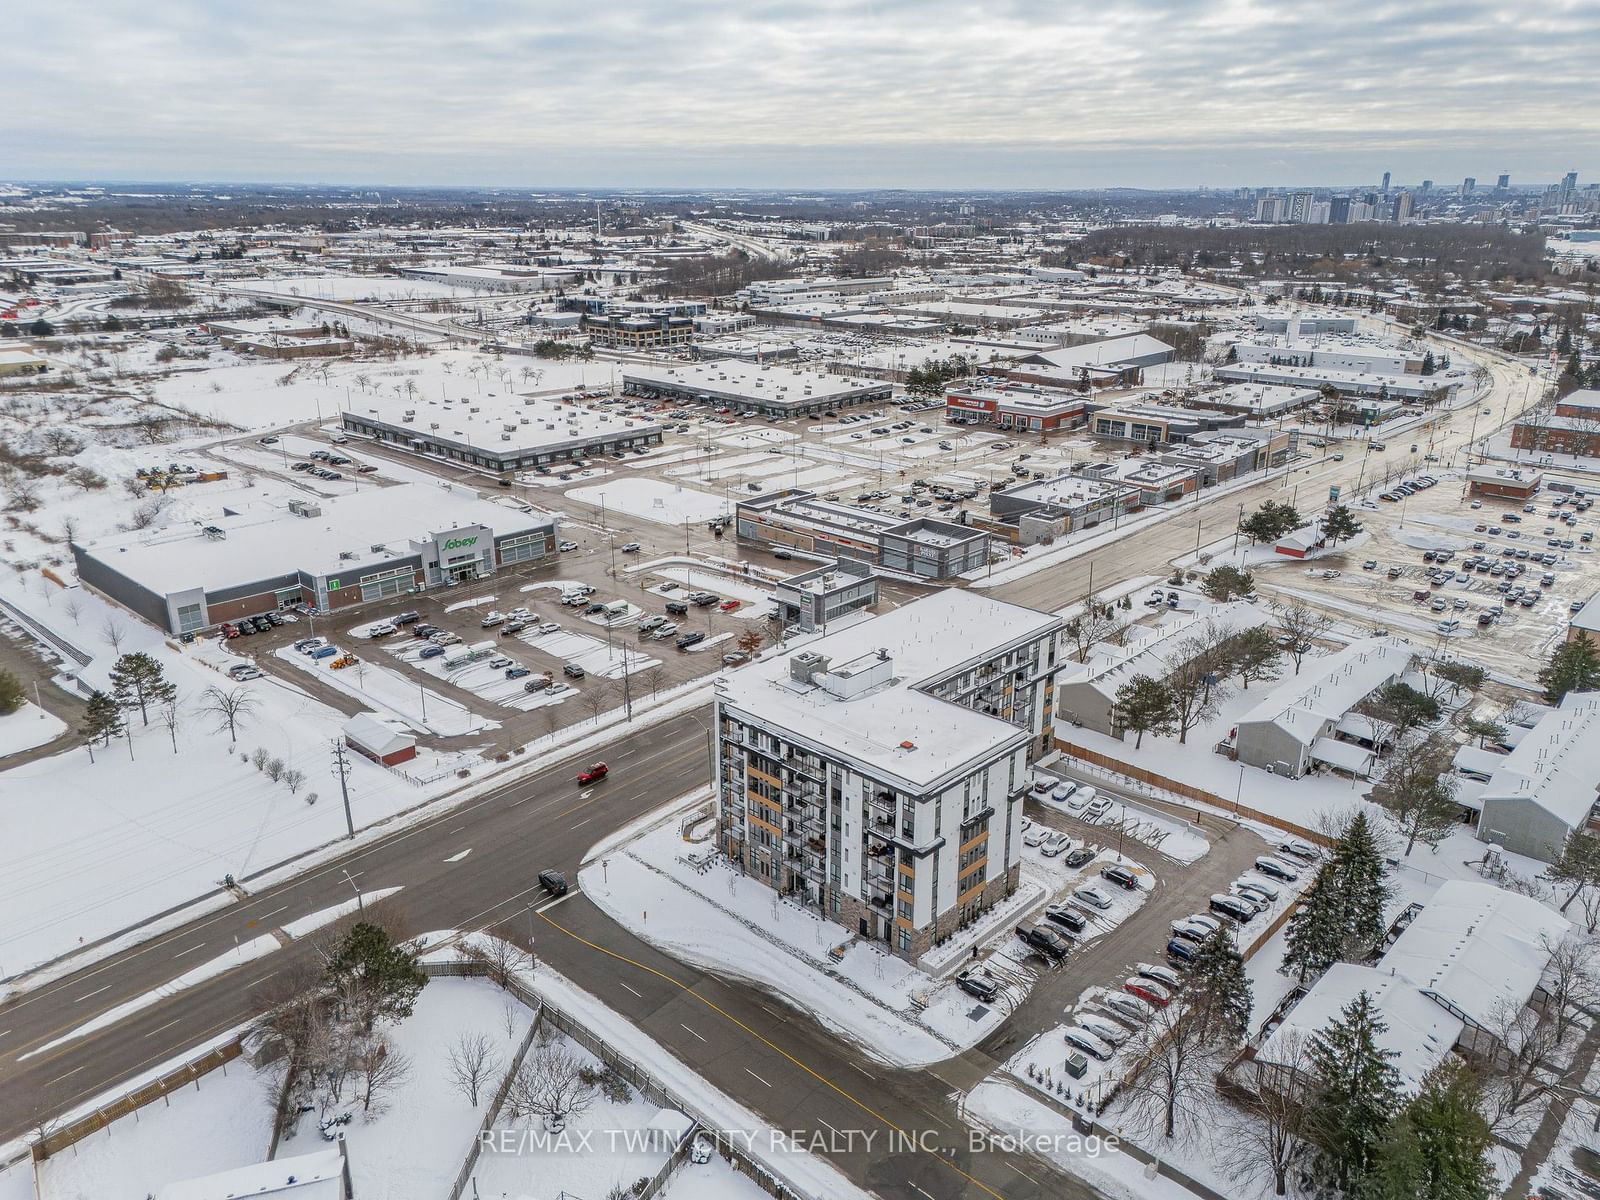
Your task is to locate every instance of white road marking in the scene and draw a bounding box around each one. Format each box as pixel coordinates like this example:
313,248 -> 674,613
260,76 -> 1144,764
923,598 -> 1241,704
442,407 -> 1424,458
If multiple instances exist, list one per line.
535,891 -> 579,914
74,986 -> 111,1004
570,818 -> 591,830
46,1064 -> 87,1084
745,1068 -> 771,1087
143,1018 -> 183,1039
444,849 -> 472,863
171,942 -> 206,958
258,905 -> 288,920
618,982 -> 642,998
850,1062 -> 874,1079
680,1024 -> 706,1042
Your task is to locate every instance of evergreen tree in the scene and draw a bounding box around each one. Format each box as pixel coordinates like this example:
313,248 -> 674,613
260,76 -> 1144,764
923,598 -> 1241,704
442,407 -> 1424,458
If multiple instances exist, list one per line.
1112,674 -> 1177,748
1283,865 -> 1346,980
1362,1060 -> 1494,1200
80,689 -> 124,752
0,667 -> 24,715
1321,504 -> 1363,547
1333,811 -> 1392,952
1200,564 -> 1255,601
1539,632 -> 1600,704
108,651 -> 176,726
1306,990 -> 1402,1192
325,921 -> 428,1032
1186,929 -> 1252,1042
1371,737 -> 1461,856
1419,350 -> 1436,375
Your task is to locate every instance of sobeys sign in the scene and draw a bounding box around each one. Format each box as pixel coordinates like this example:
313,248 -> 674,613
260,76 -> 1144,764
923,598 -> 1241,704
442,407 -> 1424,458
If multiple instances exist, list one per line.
441,536 -> 479,551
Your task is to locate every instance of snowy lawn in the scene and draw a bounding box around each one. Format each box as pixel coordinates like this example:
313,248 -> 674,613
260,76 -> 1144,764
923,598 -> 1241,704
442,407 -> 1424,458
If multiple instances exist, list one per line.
658,1152 -> 774,1199
0,577 -> 471,976
471,1031 -> 675,1200
278,976 -> 532,1198
0,701 -> 66,756
33,1054 -> 273,1200
567,477 -> 731,526
579,822 -> 1024,1066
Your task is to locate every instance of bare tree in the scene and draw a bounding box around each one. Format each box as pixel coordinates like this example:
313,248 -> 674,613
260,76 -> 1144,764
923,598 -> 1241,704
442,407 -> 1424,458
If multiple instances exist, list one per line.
1119,1003 -> 1224,1143
62,594 -> 84,625
446,1032 -> 502,1106
1369,735 -> 1460,855
1271,596 -> 1333,675
465,928 -> 532,988
1480,1000 -> 1563,1138
1540,935 -> 1600,1045
580,682 -> 610,725
200,684 -> 262,744
284,767 -> 306,795
158,696 -> 182,753
506,1043 -> 597,1130
1225,1031 -> 1315,1197
1165,624 -> 1235,744
354,1037 -> 411,1115
1065,592 -> 1125,662
100,615 -> 127,655
639,663 -> 665,697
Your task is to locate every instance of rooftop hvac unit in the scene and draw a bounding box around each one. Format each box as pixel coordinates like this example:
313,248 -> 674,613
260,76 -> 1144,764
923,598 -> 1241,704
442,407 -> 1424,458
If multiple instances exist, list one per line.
401,413 -> 415,421
520,417 -> 530,424
339,551 -> 356,560
370,544 -> 386,553
403,409 -> 415,418
287,499 -> 321,518
470,406 -> 480,413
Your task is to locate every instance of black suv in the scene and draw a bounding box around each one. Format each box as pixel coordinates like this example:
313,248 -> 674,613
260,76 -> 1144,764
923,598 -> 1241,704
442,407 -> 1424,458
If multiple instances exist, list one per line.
665,601 -> 689,616
1014,924 -> 1071,961
1101,865 -> 1140,891
676,631 -> 706,650
1043,904 -> 1087,934
956,972 -> 1000,1002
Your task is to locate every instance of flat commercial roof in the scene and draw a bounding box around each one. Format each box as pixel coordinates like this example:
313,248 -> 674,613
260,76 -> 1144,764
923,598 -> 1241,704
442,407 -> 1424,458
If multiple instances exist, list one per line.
76,482 -> 553,597
345,388 -> 662,458
624,361 -> 887,408
719,590 -> 1059,789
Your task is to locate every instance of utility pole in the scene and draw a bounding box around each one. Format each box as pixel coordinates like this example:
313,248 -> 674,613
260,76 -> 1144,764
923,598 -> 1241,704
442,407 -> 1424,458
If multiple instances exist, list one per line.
331,738 -> 355,839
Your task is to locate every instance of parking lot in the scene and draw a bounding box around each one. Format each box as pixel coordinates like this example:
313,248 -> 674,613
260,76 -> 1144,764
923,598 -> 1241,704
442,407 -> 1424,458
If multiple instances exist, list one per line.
1251,466 -> 1600,677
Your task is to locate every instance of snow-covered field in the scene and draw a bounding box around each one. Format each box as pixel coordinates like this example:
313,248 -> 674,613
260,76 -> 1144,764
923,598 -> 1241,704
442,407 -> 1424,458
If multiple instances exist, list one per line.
0,576 -> 474,975
33,1052 -> 274,1200
273,977 -> 531,1197
0,701 -> 66,756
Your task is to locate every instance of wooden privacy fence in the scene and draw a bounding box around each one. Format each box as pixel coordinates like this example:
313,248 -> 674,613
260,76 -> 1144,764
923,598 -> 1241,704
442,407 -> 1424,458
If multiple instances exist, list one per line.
34,1038 -> 244,1160
1054,739 -> 1332,846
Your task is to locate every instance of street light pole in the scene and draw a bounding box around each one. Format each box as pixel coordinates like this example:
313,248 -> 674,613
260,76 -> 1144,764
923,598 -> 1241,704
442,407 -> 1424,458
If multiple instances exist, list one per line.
330,738 -> 355,839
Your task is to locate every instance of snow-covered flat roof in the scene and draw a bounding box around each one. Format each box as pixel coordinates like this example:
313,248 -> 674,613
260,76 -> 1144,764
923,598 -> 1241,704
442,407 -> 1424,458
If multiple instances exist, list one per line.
718,590 -> 1060,791
346,388 -> 662,455
1380,880 -> 1568,1032
1478,692 -> 1600,831
623,360 -> 887,408
77,482 -> 553,597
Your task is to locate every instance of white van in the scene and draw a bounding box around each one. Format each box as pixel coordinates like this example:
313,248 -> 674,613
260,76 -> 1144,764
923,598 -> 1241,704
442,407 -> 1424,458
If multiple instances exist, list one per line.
1437,618 -> 1460,634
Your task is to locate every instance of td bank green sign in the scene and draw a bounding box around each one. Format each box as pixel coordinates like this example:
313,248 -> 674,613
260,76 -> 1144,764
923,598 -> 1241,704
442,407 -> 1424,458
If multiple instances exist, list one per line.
441,536 -> 479,551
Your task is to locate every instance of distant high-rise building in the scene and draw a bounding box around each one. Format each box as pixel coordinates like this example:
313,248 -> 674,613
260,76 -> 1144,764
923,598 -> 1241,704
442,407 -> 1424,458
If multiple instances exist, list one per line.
1329,196 -> 1352,223
1420,180 -> 1433,194
1462,177 -> 1477,195
1563,171 -> 1579,196
1391,192 -> 1414,223
1287,191 -> 1314,222
1496,173 -> 1511,191
1255,195 -> 1284,222
1381,171 -> 1391,194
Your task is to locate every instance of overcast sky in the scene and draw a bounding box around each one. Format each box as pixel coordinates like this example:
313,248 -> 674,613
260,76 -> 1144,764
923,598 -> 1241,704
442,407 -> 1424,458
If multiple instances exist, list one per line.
4,0 -> 1597,190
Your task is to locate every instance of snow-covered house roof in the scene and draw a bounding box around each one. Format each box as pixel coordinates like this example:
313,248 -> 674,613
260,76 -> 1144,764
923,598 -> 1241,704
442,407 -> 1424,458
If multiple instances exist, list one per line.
1235,636 -> 1414,752
1378,880 -> 1569,1032
1064,602 -> 1268,703
158,1148 -> 345,1199
1274,525 -> 1322,554
1257,962 -> 1462,1095
1476,692 -> 1600,832
342,712 -> 415,758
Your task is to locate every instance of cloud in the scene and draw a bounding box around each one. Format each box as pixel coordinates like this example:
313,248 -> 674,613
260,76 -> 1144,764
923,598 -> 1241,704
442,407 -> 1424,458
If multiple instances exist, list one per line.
2,0 -> 1596,186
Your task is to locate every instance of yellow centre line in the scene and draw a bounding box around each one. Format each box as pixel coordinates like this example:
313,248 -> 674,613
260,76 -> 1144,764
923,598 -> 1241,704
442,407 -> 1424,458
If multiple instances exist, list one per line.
538,911 -> 1007,1200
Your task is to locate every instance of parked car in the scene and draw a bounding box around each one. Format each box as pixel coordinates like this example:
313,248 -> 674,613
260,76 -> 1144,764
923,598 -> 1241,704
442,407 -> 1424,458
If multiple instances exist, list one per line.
502,621 -> 527,636
419,645 -> 445,659
558,540 -> 579,552
1015,924 -> 1071,961
1210,893 -> 1257,923
1044,904 -> 1087,933
1061,1027 -> 1114,1062
505,666 -> 532,679
1126,978 -> 1173,1007
619,542 -> 642,553
676,631 -> 707,649
563,663 -> 586,679
575,762 -> 608,785
1172,916 -> 1219,942
1073,885 -> 1113,911
1062,846 -> 1096,868
1099,990 -> 1155,1025
226,664 -> 262,680
1166,937 -> 1201,964
1254,855 -> 1301,882
1076,1013 -> 1130,1046
956,971 -> 1000,1002
1100,864 -> 1139,890
1040,832 -> 1071,858
1134,962 -> 1183,991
